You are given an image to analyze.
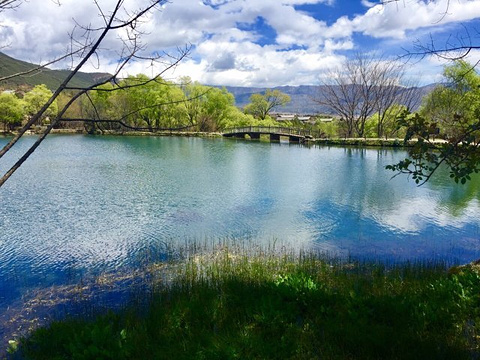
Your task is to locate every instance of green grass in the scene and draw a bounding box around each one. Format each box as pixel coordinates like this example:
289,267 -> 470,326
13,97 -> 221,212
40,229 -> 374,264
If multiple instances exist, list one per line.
10,245 -> 480,359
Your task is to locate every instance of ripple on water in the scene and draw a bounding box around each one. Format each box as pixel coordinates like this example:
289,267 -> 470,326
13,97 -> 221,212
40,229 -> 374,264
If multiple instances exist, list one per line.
1,136 -> 480,313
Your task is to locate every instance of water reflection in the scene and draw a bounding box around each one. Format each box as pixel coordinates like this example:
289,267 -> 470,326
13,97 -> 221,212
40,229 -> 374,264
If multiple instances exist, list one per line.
0,135 -> 479,309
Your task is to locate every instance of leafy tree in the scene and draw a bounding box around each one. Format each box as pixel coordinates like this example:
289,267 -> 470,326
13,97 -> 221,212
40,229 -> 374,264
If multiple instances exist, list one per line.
314,119 -> 339,138
120,75 -> 172,131
79,75 -> 190,132
55,92 -> 83,129
244,89 -> 290,120
420,61 -> 480,139
222,111 -> 258,129
23,84 -> 58,125
180,78 -> 208,127
179,79 -> 246,131
387,62 -> 480,185
80,82 -> 119,132
0,92 -> 24,131
367,104 -> 408,139
196,87 -> 237,131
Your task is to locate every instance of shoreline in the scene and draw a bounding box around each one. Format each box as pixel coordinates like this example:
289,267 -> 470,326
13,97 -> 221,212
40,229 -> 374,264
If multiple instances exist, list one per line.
5,247 -> 479,359
1,128 -> 444,149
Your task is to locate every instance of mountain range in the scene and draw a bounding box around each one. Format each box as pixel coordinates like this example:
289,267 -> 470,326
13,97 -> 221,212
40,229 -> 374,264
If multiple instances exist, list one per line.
223,84 -> 437,114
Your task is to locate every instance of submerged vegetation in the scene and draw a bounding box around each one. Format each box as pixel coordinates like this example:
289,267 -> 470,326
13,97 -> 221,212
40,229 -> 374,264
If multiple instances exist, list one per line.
8,244 -> 480,359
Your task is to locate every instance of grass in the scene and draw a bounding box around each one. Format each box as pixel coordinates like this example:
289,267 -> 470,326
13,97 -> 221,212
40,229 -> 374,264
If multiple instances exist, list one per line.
8,243 -> 480,359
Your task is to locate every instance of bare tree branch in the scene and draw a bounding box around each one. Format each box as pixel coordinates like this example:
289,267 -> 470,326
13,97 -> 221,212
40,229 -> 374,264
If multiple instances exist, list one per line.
0,0 -> 21,11
315,54 -> 411,138
382,0 -> 478,64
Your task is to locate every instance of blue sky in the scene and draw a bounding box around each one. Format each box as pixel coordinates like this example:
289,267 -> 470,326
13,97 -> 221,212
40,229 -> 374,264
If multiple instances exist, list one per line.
1,0 -> 480,87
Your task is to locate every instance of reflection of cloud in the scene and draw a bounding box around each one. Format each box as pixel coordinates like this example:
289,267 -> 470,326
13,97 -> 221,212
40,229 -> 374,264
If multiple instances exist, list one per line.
303,197 -> 480,263
377,197 -> 478,233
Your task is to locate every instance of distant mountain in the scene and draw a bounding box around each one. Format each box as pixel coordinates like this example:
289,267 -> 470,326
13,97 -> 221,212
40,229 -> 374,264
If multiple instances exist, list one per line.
0,52 -> 111,90
223,84 -> 437,115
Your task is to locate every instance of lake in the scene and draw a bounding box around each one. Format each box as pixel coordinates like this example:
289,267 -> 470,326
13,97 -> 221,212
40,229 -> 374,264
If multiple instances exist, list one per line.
0,135 -> 479,311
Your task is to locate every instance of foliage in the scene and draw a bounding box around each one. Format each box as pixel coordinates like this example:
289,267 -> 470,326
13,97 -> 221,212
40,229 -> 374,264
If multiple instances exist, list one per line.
0,92 -> 24,130
14,247 -> 480,360
55,91 -> 83,128
189,85 -> 237,132
81,77 -> 249,132
387,111 -> 480,185
312,119 -> 339,138
23,84 -> 58,124
388,61 -> 480,185
420,61 -> 480,139
244,89 -> 291,120
367,104 -> 408,139
4,78 -> 288,133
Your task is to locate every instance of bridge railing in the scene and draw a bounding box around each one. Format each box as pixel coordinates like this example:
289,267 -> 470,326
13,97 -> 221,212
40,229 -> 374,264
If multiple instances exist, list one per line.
223,126 -> 321,138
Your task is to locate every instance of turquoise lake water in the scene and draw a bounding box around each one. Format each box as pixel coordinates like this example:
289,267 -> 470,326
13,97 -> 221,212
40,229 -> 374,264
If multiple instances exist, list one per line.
0,135 -> 479,310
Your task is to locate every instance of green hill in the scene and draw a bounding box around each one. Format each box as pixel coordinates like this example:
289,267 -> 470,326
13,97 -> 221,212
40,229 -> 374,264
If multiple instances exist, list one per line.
0,52 -> 111,90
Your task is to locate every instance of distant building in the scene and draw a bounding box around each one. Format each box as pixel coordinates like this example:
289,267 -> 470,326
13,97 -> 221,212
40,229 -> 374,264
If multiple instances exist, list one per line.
274,113 -> 313,122
273,113 -> 336,124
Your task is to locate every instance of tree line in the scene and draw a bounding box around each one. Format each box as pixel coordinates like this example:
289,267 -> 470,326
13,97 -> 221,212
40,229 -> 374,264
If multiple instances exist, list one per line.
1,77 -> 295,133
2,60 -> 479,144
0,77 -> 312,134
3,59 -> 478,143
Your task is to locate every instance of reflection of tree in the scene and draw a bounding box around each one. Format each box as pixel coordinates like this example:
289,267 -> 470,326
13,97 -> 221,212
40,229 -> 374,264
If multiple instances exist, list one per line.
326,148 -> 408,217
426,165 -> 480,217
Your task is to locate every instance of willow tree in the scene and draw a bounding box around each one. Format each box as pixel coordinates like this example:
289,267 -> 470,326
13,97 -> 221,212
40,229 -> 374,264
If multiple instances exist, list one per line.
0,92 -> 23,131
180,79 -> 245,131
23,85 -> 58,125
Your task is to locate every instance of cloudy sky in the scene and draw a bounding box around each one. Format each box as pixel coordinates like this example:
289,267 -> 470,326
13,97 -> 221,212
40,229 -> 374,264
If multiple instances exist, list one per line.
1,0 -> 480,87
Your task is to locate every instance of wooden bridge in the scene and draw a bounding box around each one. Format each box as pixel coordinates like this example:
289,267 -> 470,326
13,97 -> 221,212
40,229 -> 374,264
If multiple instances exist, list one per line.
222,126 -> 320,143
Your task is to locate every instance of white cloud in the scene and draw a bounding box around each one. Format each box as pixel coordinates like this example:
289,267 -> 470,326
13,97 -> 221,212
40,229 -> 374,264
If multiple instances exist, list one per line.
0,0 -> 479,87
351,0 -> 480,39
361,0 -> 376,7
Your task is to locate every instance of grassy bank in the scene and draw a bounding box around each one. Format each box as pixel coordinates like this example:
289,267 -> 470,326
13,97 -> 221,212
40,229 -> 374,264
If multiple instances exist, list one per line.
8,245 -> 480,360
